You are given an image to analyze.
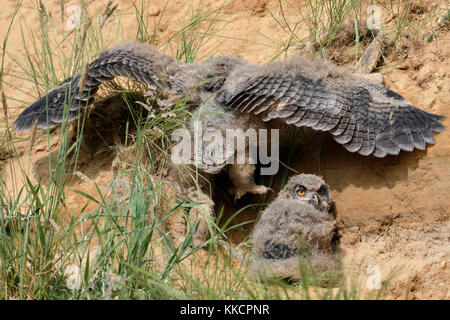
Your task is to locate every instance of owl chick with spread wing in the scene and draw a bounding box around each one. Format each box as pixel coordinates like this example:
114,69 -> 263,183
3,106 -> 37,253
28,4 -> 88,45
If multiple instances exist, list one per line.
14,41 -> 445,246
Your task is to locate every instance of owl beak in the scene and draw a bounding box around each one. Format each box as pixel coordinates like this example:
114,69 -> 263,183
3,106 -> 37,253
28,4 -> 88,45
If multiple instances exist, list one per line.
309,193 -> 319,208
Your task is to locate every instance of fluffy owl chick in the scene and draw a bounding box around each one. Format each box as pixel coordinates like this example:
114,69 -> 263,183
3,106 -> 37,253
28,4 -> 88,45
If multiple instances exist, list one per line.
249,174 -> 338,283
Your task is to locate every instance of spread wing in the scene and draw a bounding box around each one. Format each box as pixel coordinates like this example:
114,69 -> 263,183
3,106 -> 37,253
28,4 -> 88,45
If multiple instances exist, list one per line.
219,57 -> 445,157
14,41 -> 177,132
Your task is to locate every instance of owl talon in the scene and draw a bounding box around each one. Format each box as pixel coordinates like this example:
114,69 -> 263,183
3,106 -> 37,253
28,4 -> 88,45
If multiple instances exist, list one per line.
228,185 -> 269,199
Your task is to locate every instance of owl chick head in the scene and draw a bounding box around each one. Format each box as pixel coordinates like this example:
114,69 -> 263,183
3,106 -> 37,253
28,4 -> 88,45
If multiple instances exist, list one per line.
279,174 -> 332,212
204,55 -> 247,74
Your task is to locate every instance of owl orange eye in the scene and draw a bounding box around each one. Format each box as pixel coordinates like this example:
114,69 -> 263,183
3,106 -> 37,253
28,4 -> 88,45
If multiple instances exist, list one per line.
318,186 -> 326,195
296,186 -> 306,196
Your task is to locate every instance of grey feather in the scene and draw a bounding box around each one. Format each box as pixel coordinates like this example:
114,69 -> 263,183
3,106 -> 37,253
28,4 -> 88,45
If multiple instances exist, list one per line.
220,54 -> 445,157
14,41 -> 178,132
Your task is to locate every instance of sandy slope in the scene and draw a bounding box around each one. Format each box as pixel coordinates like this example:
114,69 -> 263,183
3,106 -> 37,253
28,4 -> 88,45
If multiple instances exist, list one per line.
0,0 -> 449,299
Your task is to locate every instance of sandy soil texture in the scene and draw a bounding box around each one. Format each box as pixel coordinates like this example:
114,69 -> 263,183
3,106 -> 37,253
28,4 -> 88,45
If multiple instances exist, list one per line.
0,0 -> 449,299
